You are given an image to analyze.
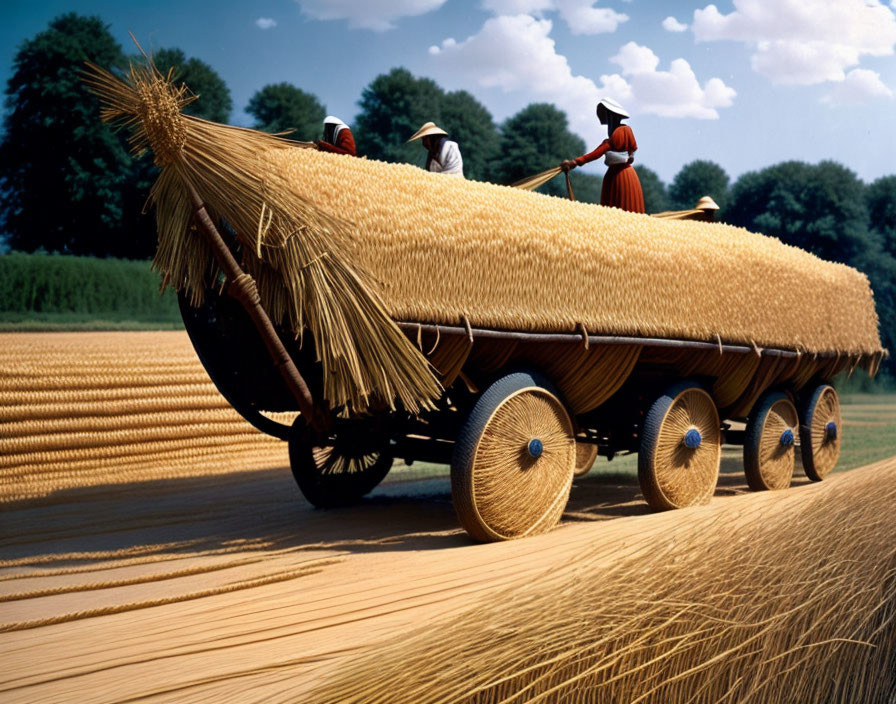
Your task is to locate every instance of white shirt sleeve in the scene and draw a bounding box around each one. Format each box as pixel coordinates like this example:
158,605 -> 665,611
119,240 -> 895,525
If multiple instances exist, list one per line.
429,140 -> 464,177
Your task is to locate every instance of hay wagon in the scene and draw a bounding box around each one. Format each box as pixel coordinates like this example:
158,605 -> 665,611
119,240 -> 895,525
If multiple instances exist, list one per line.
88,63 -> 886,542
180,272 -> 876,542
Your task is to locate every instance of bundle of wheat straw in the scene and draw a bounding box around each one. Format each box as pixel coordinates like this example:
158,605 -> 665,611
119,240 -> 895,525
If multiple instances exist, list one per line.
82,60 -> 439,415
259,145 -> 883,364
311,460 -> 896,703
511,166 -> 563,191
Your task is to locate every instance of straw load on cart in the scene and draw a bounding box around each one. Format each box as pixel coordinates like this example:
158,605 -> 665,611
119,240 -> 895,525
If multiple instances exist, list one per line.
86,61 -> 886,542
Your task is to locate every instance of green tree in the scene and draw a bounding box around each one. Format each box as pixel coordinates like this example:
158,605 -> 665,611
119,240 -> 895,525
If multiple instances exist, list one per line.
867,175 -> 896,258
150,48 -> 232,123
726,161 -> 873,265
492,103 -> 586,200
354,68 -> 502,177
669,159 -> 729,211
570,172 -> 603,205
635,165 -> 669,214
355,68 -> 443,165
439,89 -> 499,181
852,245 -> 896,379
246,82 -> 325,140
0,13 -> 136,256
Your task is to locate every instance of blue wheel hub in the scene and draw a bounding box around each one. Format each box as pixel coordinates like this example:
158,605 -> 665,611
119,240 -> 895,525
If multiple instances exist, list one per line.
527,438 -> 544,459
825,421 -> 838,440
780,428 -> 794,446
683,428 -> 702,449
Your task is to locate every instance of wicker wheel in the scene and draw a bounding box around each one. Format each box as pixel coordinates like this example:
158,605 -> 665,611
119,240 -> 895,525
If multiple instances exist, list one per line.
288,419 -> 393,508
452,371 -> 576,542
799,384 -> 842,481
744,391 -> 798,491
574,442 -> 598,477
639,381 -> 721,511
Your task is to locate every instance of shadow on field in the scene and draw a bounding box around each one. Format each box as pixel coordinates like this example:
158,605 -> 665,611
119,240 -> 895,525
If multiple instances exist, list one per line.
2,450 -> 816,566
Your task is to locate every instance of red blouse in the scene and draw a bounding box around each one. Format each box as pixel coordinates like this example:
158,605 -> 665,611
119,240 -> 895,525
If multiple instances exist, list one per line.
317,128 -> 357,156
574,125 -> 637,167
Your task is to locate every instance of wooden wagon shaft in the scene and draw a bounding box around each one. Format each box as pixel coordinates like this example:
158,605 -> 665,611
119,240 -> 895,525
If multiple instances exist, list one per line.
186,183 -> 326,433
397,321 -> 843,360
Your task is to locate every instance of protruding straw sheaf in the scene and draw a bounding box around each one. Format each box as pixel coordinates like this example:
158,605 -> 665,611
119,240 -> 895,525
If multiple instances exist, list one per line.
84,61 -> 192,165
134,71 -> 188,165
82,59 -> 440,415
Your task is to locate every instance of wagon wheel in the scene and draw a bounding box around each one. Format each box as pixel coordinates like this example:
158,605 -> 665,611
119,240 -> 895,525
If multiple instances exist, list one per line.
574,442 -> 598,477
288,419 -> 393,508
799,384 -> 842,481
639,381 -> 721,511
744,391 -> 798,491
452,371 -> 576,542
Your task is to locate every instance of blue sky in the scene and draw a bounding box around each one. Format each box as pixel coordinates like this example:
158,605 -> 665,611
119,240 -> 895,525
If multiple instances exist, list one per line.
3,0 -> 896,185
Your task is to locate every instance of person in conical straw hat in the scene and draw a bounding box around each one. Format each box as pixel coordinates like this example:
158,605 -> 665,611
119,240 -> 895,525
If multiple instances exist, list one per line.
316,115 -> 357,156
561,97 -> 644,213
695,195 -> 720,221
408,121 -> 464,177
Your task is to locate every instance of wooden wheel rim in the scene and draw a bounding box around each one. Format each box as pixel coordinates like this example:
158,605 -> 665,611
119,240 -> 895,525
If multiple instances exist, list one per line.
574,442 -> 598,477
745,395 -> 797,491
466,386 -> 575,541
288,418 -> 393,507
801,385 -> 841,481
641,386 -> 721,510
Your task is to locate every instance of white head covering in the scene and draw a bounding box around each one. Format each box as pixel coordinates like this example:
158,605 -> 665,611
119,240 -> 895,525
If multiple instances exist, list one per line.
322,115 -> 348,143
596,97 -> 629,119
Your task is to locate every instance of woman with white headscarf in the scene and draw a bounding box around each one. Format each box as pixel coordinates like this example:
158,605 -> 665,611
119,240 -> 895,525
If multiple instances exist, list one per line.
316,115 -> 357,156
561,98 -> 644,213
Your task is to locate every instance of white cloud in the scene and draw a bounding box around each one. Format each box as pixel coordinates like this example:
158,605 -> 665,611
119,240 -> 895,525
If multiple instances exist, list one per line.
601,42 -> 736,119
555,0 -> 629,34
296,0 -> 448,32
692,0 -> 896,85
482,0 -> 628,34
255,17 -> 277,30
482,0 -> 553,13
662,16 -> 688,32
429,19 -> 735,133
822,68 -> 894,104
611,42 -> 659,74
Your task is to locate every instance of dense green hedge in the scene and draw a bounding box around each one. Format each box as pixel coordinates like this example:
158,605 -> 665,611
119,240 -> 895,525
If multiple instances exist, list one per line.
0,252 -> 181,323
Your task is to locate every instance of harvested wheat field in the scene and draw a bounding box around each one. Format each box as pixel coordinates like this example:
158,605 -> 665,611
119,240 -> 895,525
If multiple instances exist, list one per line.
2,332 -> 896,703
0,331 -> 290,504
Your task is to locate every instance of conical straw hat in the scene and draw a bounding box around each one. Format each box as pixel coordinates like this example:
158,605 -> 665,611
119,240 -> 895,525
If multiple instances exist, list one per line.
696,195 -> 720,210
407,121 -> 448,142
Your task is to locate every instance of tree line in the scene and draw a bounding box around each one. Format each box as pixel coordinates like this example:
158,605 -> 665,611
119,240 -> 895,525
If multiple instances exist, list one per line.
1,13 -> 893,376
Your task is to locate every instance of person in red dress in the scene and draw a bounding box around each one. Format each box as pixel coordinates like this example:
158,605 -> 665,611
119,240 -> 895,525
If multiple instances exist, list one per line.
561,98 -> 645,214
315,115 -> 357,156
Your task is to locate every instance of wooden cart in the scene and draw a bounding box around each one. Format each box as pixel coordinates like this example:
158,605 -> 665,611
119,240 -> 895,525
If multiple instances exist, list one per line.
181,274 -> 850,542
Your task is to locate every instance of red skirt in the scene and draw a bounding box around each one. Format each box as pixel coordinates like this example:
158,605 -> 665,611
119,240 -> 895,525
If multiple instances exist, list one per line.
601,164 -> 645,214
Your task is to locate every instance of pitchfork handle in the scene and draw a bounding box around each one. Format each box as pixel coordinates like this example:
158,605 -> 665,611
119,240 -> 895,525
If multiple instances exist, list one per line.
186,183 -> 326,433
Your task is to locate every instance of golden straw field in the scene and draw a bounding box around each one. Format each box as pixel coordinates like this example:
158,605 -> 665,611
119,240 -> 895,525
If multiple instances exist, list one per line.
2,331 -> 895,703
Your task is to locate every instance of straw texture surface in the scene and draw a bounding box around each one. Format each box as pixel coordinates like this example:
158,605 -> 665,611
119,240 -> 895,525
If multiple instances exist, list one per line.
84,61 -> 439,415
638,385 -> 721,510
0,332 -> 289,504
85,60 -> 883,421
452,379 -> 575,541
744,393 -> 797,491
268,148 -> 882,359
800,385 -> 842,481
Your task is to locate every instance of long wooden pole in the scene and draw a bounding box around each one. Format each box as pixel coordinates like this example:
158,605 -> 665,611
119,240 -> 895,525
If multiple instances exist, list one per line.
186,183 -> 326,433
